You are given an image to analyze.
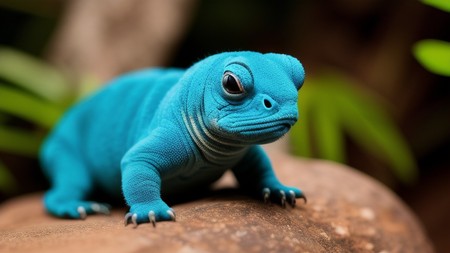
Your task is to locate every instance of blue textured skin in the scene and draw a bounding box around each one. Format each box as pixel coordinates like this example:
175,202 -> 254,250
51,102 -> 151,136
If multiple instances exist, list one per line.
40,51 -> 306,225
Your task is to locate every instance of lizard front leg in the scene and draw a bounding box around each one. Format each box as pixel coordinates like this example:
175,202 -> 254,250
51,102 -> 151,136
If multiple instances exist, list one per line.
121,133 -> 186,227
121,163 -> 175,227
232,145 -> 306,207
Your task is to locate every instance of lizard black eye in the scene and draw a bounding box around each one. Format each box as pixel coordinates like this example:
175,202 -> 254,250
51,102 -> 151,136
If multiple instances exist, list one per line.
222,72 -> 244,95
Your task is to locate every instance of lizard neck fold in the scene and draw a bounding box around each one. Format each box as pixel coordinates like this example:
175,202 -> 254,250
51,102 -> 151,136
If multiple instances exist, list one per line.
181,107 -> 247,166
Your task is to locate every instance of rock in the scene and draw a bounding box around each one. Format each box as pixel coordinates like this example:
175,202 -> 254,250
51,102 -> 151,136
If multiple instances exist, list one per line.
0,153 -> 433,253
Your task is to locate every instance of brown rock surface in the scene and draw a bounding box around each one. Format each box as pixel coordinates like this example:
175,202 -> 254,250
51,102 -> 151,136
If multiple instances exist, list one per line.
0,153 -> 433,253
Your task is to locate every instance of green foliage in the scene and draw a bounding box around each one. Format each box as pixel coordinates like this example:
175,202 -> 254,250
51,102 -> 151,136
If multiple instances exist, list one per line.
410,0 -> 450,164
0,85 -> 64,128
413,40 -> 450,77
0,47 -> 101,195
414,0 -> 450,77
0,47 -> 77,194
421,0 -> 450,12
0,48 -> 71,103
291,71 -> 418,183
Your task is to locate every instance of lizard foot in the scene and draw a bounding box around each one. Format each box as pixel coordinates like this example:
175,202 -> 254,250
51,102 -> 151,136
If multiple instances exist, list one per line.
262,185 -> 306,207
44,199 -> 111,219
77,202 -> 111,219
124,201 -> 176,227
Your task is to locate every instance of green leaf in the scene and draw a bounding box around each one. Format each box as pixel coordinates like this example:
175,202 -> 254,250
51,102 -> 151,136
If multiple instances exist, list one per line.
0,85 -> 64,128
0,126 -> 43,156
413,39 -> 450,76
312,86 -> 345,163
0,160 -> 17,194
421,0 -> 450,12
0,47 -> 71,102
335,79 -> 418,183
290,71 -> 418,183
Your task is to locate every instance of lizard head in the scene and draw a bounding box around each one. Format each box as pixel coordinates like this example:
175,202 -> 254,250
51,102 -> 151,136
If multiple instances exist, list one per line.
195,51 -> 305,145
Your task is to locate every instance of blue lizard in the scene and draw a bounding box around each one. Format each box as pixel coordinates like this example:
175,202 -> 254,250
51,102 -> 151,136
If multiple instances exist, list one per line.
40,51 -> 306,226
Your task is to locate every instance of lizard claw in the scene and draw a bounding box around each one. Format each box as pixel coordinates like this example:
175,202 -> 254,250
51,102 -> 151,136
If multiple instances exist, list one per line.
260,186 -> 306,208
125,200 -> 176,226
124,213 -> 138,228
280,190 -> 287,208
289,190 -> 296,207
91,203 -> 111,215
131,213 -> 138,227
263,188 -> 270,204
299,193 -> 307,204
77,206 -> 87,220
148,211 -> 156,227
167,209 -> 176,222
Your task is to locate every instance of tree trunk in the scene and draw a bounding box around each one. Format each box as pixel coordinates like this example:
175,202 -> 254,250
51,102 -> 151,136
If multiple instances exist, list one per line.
46,0 -> 198,82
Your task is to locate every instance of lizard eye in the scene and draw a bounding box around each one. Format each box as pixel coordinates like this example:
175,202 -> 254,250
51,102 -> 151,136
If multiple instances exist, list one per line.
222,72 -> 244,95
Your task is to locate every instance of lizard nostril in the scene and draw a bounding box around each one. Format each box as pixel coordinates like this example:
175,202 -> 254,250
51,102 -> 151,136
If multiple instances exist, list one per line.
263,99 -> 272,109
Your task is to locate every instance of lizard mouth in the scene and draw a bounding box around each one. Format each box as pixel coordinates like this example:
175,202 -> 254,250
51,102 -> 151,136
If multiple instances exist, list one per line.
237,119 -> 294,135
217,116 -> 297,144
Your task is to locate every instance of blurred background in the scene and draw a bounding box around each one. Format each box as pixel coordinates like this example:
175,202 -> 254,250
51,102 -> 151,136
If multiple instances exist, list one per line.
0,0 -> 449,251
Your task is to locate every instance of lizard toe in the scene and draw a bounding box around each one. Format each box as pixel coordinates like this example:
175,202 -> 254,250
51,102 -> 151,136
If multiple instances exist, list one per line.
260,184 -> 306,207
77,206 -> 87,220
148,211 -> 156,227
91,203 -> 111,215
262,188 -> 271,204
126,200 -> 175,227
280,190 -> 287,208
288,190 -> 296,207
167,209 -> 176,222
124,212 -> 137,227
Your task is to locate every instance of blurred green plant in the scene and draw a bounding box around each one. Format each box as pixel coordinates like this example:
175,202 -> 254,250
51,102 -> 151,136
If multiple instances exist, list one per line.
414,39 -> 450,77
290,71 -> 418,184
0,47 -> 99,194
290,0 -> 449,185
413,0 -> 450,77
421,0 -> 450,12
409,0 -> 450,165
